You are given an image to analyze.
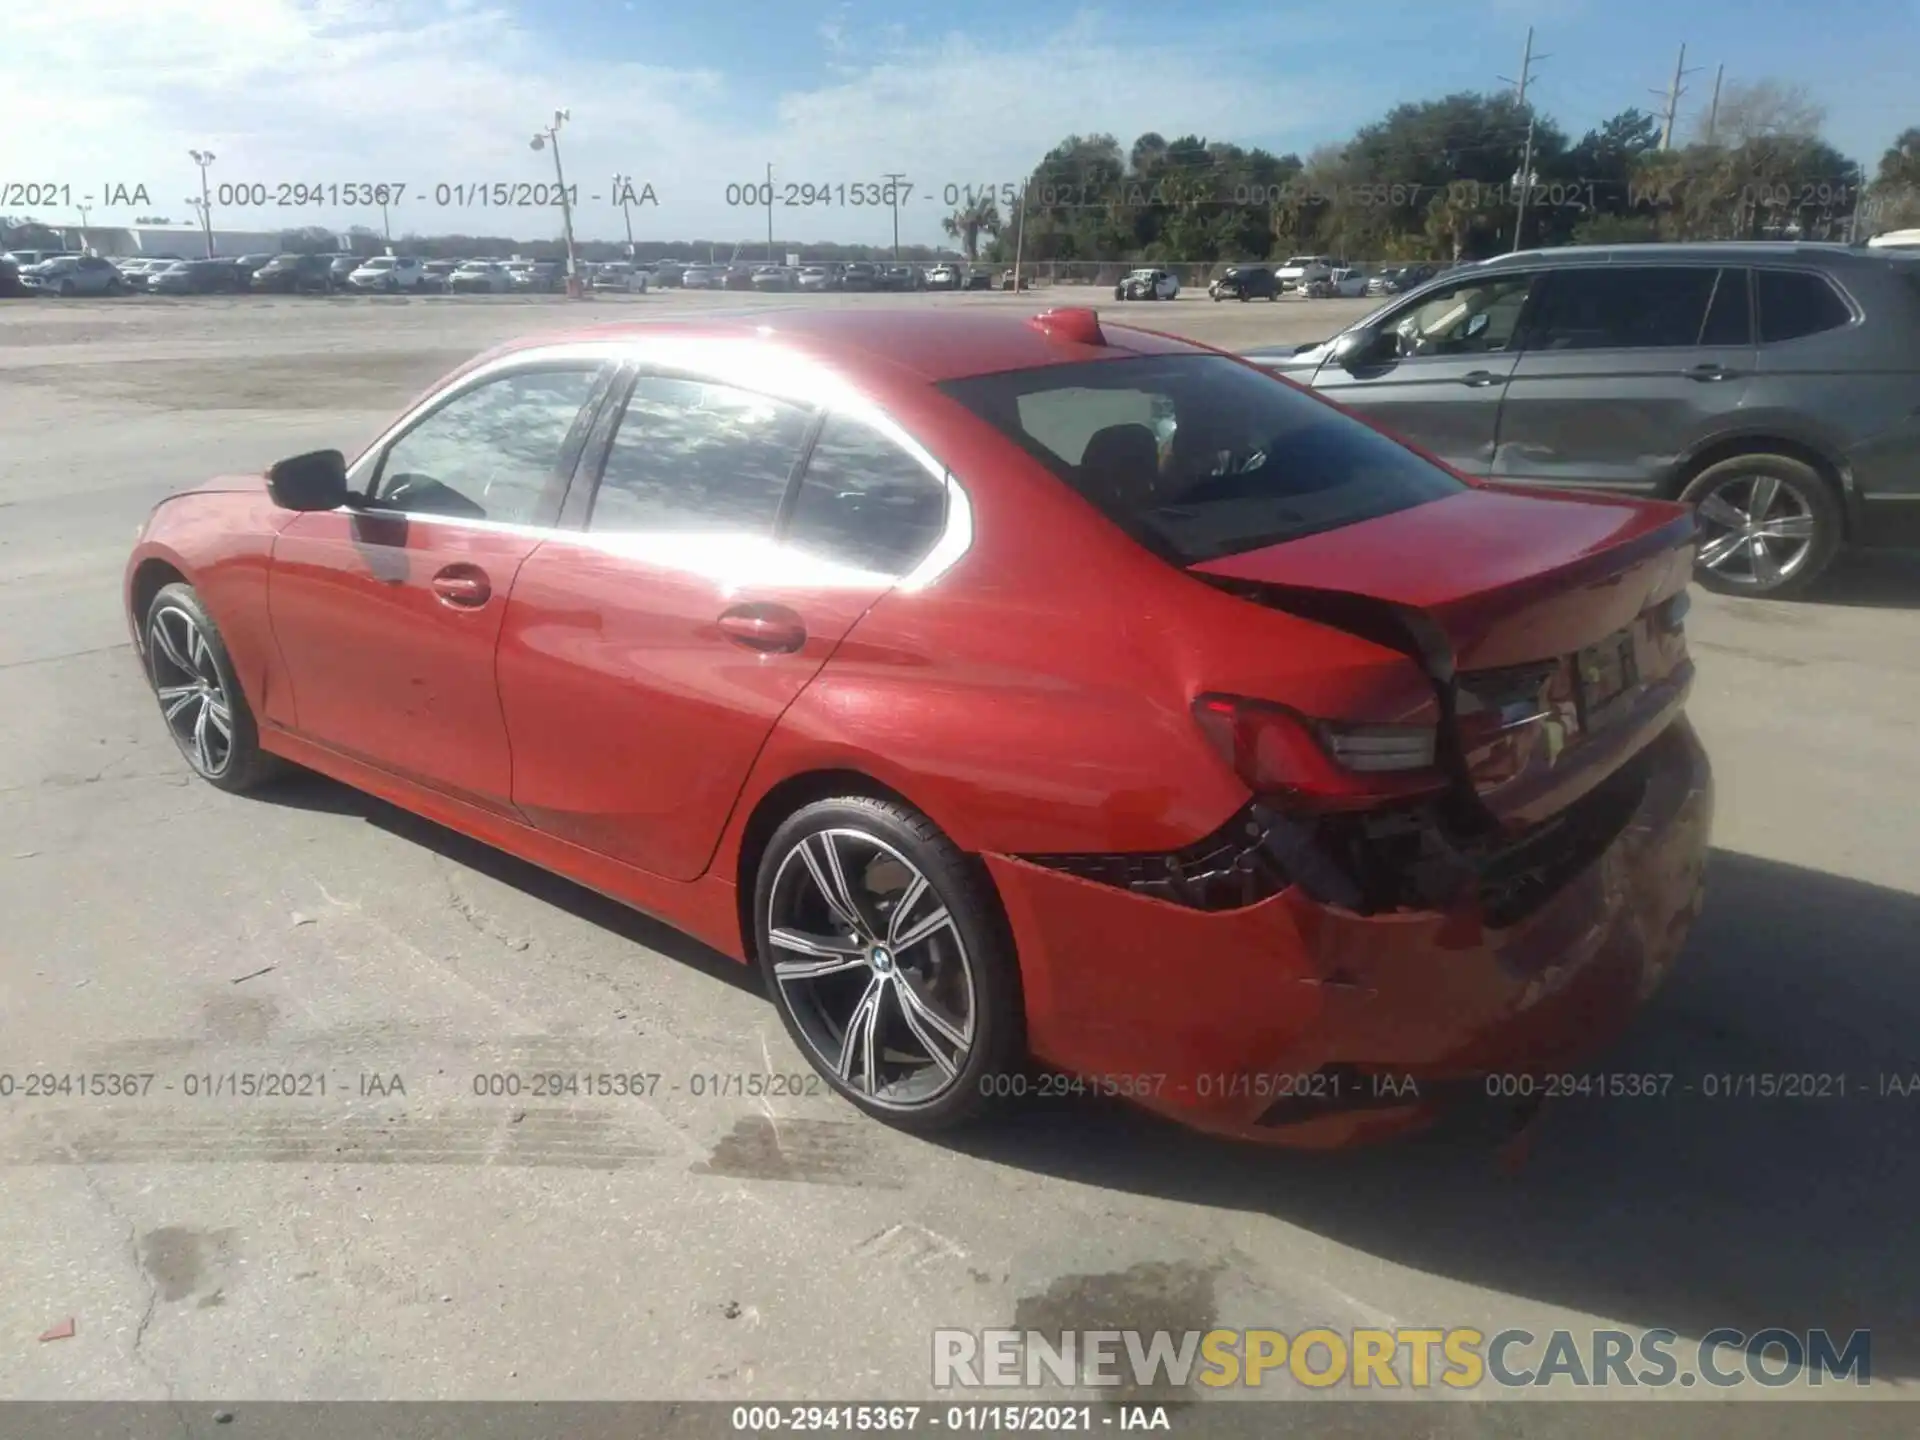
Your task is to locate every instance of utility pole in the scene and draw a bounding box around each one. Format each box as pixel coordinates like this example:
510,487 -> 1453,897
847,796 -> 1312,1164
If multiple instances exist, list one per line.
765,162 -> 775,262
76,205 -> 91,253
1009,176 -> 1026,292
882,171 -> 907,259
1496,30 -> 1548,253
1512,113 -> 1537,252
1501,27 -> 1536,105
613,175 -> 636,258
1654,43 -> 1699,150
1704,63 -> 1725,145
1846,162 -> 1868,244
529,110 -> 579,295
188,149 -> 216,257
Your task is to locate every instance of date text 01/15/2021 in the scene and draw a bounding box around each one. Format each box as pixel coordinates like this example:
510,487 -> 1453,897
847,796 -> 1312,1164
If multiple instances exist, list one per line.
728,1406 -> 1172,1433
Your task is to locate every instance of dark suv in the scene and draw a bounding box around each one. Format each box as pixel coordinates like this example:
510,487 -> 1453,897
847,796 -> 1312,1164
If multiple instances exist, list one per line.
1248,242 -> 1920,597
251,253 -> 335,294
1210,265 -> 1279,301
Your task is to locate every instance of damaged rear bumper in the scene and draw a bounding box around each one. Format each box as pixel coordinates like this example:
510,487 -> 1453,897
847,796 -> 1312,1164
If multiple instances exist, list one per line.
985,716 -> 1713,1148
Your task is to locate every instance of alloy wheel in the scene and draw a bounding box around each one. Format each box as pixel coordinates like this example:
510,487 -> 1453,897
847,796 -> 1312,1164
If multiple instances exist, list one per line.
147,605 -> 235,778
766,828 -> 976,1110
1693,472 -> 1819,591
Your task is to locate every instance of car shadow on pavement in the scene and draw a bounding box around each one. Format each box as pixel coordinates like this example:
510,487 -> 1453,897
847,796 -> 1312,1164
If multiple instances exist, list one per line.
1804,548 -> 1920,608
944,847 -> 1920,1382
258,766 -> 763,998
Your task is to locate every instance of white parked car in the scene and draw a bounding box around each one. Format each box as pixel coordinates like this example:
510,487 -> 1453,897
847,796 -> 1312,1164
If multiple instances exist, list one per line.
796,266 -> 833,291
1328,266 -> 1372,297
681,265 -> 719,289
347,256 -> 427,292
448,261 -> 515,294
1866,228 -> 1920,250
1275,253 -> 1336,291
1114,267 -> 1180,301
589,262 -> 649,293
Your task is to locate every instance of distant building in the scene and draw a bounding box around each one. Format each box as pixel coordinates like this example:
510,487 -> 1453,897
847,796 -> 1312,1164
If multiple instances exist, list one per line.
65,224 -> 343,258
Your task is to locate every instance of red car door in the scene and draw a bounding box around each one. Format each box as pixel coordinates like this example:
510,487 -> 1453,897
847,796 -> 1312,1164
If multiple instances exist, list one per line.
269,361 -> 613,813
498,375 -> 953,881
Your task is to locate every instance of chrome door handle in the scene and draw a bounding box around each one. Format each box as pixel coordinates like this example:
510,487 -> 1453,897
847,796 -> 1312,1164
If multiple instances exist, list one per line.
430,565 -> 491,608
1460,370 -> 1503,387
718,604 -> 806,654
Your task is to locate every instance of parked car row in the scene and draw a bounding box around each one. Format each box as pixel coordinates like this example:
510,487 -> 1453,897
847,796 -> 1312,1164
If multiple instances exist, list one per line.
651,259 -> 997,292
0,249 -> 609,299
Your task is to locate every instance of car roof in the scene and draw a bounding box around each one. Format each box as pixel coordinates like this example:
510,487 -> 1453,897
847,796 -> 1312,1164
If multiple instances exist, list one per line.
490,308 -> 1208,384
1476,241 -> 1875,270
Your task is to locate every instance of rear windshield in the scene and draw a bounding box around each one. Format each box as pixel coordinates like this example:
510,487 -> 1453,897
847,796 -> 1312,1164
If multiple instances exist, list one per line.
938,354 -> 1463,563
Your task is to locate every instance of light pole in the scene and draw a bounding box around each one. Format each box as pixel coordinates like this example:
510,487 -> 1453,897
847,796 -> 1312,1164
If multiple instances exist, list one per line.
530,110 -> 580,296
189,149 -> 216,257
882,171 -> 906,259
76,205 -> 91,254
380,195 -> 392,250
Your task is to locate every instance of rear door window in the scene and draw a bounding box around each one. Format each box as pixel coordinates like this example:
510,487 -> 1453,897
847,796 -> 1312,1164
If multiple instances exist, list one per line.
1755,269 -> 1854,342
939,354 -> 1462,564
1523,266 -> 1718,350
784,416 -> 948,574
588,375 -> 812,535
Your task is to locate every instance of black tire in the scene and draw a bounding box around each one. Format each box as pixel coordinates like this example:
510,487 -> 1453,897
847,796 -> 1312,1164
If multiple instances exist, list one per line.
753,794 -> 1025,1133
1678,452 -> 1842,599
143,582 -> 284,793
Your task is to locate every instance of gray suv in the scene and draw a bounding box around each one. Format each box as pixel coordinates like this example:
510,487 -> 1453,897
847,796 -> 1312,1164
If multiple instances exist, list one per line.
1248,242 -> 1920,598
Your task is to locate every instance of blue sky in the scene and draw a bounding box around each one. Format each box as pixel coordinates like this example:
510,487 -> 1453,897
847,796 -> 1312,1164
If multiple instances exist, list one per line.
4,0 -> 1915,247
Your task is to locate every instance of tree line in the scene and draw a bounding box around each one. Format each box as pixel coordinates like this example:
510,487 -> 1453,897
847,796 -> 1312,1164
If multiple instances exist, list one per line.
951,82 -> 1920,265
6,81 -> 1915,266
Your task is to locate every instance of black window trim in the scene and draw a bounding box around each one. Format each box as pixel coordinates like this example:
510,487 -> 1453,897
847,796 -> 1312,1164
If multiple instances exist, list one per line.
350,355 -> 620,531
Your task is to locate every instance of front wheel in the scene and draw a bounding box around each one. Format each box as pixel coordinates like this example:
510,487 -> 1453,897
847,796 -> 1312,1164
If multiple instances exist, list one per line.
144,583 -> 284,792
1680,453 -> 1841,599
754,796 -> 1024,1132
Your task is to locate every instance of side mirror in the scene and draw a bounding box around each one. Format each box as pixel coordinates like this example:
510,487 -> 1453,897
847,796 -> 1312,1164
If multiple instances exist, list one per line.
1329,329 -> 1390,369
266,449 -> 348,512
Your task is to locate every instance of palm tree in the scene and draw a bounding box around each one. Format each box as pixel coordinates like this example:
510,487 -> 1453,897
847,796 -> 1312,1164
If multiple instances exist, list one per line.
942,196 -> 1002,261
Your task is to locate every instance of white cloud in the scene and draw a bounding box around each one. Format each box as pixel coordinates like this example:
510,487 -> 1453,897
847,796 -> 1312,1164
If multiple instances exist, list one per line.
1,0 -> 1351,246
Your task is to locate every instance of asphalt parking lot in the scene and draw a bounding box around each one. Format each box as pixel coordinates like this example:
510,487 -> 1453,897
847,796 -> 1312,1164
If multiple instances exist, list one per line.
1,288 -> 1917,1423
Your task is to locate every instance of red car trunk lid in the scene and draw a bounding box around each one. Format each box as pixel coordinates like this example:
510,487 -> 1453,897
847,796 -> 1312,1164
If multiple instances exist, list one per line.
1191,486 -> 1698,829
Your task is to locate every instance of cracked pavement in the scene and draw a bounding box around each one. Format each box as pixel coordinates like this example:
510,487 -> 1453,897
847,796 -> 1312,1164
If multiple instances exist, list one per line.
1,292 -> 1918,1426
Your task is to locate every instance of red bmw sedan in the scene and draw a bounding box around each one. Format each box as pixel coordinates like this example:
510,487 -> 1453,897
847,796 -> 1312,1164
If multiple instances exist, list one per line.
125,306 -> 1712,1147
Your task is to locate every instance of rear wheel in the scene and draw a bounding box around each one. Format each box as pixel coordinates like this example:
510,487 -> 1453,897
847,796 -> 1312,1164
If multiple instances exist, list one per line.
753,796 -> 1024,1132
1680,452 -> 1841,599
144,583 -> 283,793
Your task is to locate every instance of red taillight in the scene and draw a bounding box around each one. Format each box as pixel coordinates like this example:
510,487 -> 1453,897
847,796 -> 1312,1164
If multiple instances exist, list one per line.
1192,694 -> 1446,812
